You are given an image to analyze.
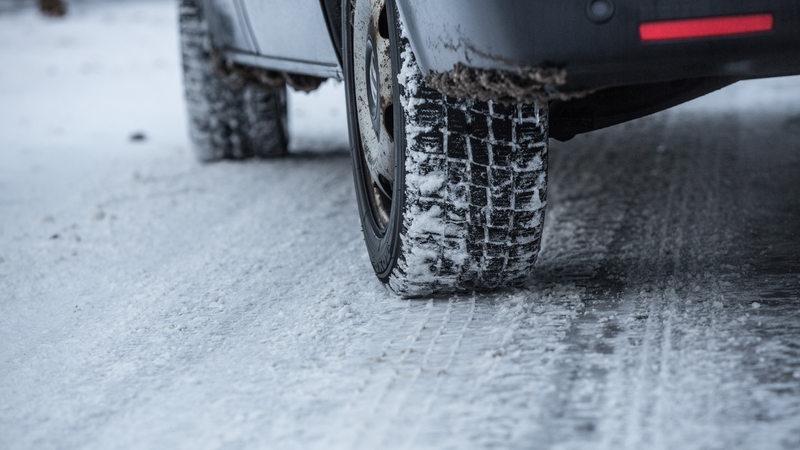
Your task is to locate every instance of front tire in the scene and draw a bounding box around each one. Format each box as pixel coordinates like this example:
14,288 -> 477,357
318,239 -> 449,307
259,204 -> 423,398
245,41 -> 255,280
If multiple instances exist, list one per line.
179,0 -> 288,161
345,0 -> 549,297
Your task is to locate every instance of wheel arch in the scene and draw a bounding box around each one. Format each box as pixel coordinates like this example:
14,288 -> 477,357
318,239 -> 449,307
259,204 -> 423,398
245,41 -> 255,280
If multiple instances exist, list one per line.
320,0 -> 344,67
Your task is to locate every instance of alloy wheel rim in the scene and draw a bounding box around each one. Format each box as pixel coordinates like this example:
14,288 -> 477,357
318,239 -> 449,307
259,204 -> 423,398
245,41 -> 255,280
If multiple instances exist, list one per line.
354,0 -> 394,232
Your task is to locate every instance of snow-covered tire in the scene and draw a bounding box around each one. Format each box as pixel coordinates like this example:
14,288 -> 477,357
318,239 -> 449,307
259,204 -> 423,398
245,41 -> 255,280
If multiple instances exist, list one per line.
344,0 -> 549,297
178,0 -> 288,161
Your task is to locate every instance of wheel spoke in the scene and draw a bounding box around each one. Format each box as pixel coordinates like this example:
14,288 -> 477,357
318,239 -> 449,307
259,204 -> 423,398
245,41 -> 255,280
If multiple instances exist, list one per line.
353,0 -> 394,231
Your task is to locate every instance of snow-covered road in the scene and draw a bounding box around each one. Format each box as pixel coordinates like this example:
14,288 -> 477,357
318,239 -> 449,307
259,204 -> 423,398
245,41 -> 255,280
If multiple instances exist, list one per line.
1,2 -> 799,449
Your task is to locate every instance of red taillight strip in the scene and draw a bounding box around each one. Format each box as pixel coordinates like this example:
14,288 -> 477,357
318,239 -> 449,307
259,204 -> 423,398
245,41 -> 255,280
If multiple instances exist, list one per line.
640,13 -> 774,42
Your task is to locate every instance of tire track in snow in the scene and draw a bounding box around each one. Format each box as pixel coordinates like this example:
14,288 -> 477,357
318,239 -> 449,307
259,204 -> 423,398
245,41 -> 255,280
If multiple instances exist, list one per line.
348,299 -> 436,448
502,114 -> 675,448
454,290 -> 584,448
371,296 -> 458,448
596,111 -> 715,449
401,295 -> 476,449
590,106 -> 800,449
358,296 -> 482,448
620,129 -> 684,449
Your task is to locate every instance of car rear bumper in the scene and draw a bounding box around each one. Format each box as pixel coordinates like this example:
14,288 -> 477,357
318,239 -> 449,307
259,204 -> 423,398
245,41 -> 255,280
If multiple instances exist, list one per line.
395,0 -> 800,91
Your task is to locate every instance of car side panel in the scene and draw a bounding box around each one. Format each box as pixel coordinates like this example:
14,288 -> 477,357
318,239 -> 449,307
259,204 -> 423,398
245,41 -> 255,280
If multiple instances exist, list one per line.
238,0 -> 340,76
203,0 -> 257,53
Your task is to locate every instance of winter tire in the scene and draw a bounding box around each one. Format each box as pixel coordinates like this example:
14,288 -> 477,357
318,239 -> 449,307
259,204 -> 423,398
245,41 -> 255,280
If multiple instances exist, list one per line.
344,0 -> 550,297
178,0 -> 288,161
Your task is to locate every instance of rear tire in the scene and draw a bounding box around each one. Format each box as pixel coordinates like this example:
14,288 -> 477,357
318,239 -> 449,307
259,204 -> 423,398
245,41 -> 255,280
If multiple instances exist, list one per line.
178,0 -> 288,161
345,0 -> 549,297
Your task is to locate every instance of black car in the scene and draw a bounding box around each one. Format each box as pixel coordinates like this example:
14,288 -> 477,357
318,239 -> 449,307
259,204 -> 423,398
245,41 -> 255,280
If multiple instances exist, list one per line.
178,0 -> 800,296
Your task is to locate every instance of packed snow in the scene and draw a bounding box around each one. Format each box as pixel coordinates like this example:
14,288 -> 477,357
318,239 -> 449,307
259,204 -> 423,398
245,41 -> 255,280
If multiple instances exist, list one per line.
1,1 -> 799,449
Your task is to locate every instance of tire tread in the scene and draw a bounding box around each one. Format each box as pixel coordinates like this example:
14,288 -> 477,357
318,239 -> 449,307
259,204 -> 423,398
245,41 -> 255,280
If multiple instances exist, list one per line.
389,43 -> 548,296
179,0 -> 287,161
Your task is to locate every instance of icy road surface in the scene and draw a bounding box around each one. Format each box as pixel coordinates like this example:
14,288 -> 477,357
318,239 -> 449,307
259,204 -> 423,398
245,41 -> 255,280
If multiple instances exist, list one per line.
1,2 -> 800,449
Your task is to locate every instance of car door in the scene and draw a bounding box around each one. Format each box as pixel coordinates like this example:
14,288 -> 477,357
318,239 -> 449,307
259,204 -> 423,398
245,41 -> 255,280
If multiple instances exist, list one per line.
203,0 -> 258,54
240,0 -> 340,77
